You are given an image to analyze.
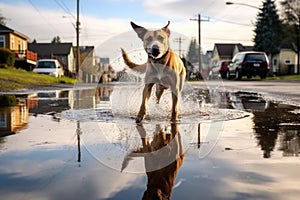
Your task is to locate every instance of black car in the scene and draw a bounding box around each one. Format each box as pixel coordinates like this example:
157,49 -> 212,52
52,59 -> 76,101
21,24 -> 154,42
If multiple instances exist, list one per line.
227,51 -> 270,80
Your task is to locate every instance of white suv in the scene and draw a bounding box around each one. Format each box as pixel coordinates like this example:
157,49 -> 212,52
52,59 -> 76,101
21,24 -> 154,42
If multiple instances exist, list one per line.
33,59 -> 64,78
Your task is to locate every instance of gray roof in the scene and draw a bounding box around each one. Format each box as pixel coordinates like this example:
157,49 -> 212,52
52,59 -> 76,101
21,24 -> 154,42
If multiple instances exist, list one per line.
236,44 -> 253,52
0,24 -> 13,32
215,43 -> 253,57
215,43 -> 236,57
28,43 -> 73,56
0,24 -> 29,40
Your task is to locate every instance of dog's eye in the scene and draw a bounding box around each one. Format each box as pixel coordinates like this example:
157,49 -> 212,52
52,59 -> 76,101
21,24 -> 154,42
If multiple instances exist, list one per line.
146,36 -> 153,42
157,35 -> 164,42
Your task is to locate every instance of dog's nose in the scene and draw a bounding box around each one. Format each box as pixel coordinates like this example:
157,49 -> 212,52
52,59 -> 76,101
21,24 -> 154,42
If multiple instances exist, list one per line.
151,45 -> 160,57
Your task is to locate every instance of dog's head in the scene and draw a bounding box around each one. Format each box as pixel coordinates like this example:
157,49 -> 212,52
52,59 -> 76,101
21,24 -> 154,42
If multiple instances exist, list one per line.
131,21 -> 171,60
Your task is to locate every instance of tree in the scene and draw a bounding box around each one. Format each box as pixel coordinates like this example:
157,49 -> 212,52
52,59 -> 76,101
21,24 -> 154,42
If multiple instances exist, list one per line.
253,0 -> 283,56
186,37 -> 199,64
0,12 -> 6,25
280,0 -> 300,74
281,0 -> 300,24
51,36 -> 61,43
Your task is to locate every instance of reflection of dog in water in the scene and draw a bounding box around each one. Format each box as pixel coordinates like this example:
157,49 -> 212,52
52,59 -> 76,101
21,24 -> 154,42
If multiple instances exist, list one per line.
122,123 -> 185,200
95,84 -> 114,102
121,21 -> 186,123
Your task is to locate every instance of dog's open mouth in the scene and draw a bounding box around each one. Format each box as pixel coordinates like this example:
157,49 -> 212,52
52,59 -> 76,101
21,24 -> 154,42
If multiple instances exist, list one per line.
150,47 -> 160,58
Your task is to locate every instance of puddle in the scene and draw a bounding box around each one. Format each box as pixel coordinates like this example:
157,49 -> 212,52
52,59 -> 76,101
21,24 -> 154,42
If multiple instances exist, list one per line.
0,85 -> 300,158
0,84 -> 300,199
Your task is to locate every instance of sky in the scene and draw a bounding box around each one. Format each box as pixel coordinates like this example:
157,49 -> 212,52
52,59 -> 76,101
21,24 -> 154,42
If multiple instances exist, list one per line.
0,0 -> 271,63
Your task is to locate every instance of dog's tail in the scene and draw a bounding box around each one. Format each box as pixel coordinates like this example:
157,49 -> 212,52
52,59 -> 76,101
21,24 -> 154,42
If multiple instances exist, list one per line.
121,48 -> 146,73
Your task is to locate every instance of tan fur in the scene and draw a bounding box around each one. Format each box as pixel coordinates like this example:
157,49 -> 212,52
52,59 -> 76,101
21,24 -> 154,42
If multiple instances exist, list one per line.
122,21 -> 186,123
141,123 -> 184,200
121,123 -> 184,200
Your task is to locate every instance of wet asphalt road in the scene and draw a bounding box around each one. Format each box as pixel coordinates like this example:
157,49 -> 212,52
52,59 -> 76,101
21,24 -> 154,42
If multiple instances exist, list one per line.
8,79 -> 300,102
190,80 -> 300,106
1,80 -> 300,200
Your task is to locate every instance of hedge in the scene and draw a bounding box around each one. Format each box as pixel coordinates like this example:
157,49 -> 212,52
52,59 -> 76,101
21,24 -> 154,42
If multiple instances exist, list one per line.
0,48 -> 15,67
0,95 -> 17,106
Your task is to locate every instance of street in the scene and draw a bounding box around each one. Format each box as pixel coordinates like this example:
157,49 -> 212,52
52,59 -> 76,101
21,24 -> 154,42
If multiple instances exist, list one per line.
190,79 -> 300,106
0,80 -> 300,200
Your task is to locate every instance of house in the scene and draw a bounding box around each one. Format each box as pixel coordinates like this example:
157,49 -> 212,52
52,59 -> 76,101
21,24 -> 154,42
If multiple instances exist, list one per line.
211,43 -> 253,67
28,42 -> 75,76
0,24 -> 37,70
272,48 -> 298,75
0,95 -> 30,136
233,44 -> 253,56
74,46 -> 98,82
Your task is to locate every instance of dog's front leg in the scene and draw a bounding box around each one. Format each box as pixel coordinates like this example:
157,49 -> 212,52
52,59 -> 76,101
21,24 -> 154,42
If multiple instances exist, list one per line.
155,84 -> 167,104
136,83 -> 154,123
171,89 -> 179,122
136,124 -> 151,152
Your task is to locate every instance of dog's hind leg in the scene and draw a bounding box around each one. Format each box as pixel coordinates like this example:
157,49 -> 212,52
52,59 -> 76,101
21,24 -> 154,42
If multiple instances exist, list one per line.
136,83 -> 154,123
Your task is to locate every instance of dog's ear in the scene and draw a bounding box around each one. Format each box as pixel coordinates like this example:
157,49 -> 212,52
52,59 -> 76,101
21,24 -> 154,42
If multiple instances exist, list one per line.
131,21 -> 147,40
162,21 -> 171,37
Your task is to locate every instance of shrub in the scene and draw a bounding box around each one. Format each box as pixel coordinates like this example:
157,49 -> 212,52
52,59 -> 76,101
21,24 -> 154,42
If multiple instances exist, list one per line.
0,95 -> 17,106
0,48 -> 15,67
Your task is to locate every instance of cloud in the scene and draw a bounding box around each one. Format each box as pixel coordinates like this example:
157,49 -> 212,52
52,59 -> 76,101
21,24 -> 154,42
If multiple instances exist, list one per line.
1,2 -> 129,43
141,0 -> 259,49
1,0 -> 259,61
143,0 -> 259,21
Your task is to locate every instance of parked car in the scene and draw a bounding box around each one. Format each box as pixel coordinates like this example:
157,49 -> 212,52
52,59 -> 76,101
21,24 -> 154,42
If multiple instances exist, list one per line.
33,59 -> 64,78
208,60 -> 232,79
227,51 -> 269,80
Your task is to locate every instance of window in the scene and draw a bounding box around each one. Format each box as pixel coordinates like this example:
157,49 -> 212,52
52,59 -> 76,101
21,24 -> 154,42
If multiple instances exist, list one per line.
285,57 -> 291,64
11,35 -> 15,49
0,35 -> 5,48
0,113 -> 7,127
245,54 -> 266,62
233,54 -> 243,63
22,40 -> 25,51
18,40 -> 21,51
37,61 -> 56,68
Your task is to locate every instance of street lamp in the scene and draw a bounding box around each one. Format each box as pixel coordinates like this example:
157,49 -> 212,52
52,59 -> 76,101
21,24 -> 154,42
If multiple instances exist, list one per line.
225,1 -> 259,9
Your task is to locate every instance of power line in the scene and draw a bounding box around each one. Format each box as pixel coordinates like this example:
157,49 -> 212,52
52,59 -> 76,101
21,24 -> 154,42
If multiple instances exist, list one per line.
27,0 -> 59,34
194,14 -> 253,27
210,17 -> 254,27
54,0 -> 76,20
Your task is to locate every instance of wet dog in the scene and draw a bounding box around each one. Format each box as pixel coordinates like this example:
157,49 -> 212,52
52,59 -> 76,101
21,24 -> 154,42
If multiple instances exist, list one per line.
121,21 -> 186,123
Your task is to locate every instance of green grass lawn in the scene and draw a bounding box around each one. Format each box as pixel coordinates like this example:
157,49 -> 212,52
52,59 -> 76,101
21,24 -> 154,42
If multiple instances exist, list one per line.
221,74 -> 300,81
0,68 -> 76,91
266,74 -> 300,80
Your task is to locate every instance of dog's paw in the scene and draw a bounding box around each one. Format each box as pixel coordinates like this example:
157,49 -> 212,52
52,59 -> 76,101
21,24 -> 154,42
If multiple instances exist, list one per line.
171,114 -> 179,122
156,98 -> 160,104
135,115 -> 144,123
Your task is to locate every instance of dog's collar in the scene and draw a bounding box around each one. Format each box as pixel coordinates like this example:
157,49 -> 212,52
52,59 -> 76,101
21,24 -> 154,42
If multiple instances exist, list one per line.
148,49 -> 170,62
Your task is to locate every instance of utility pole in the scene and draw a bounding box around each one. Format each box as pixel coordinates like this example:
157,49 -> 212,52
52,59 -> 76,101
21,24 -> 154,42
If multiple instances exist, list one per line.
173,37 -> 185,57
190,14 -> 209,73
76,0 -> 80,75
76,0 -> 81,164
